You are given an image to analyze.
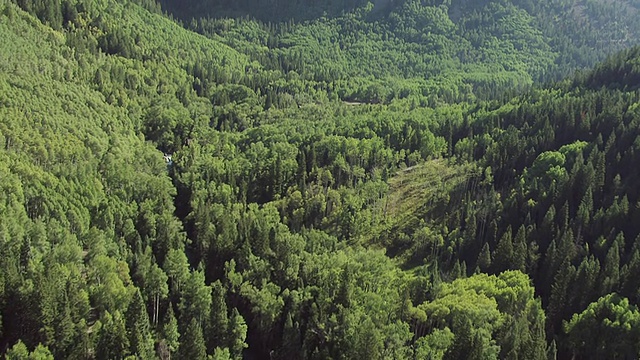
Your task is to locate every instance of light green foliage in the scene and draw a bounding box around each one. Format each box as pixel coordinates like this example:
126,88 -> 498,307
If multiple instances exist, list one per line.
565,293 -> 640,358
179,269 -> 212,325
5,0 -> 640,358
27,345 -> 54,360
530,151 -> 566,178
146,262 -> 169,326
212,347 -> 232,360
5,341 -> 54,360
415,328 -> 455,360
5,341 -> 30,360
228,309 -> 248,360
88,255 -> 135,313
419,271 -> 546,359
163,248 -> 190,293
161,303 -> 180,354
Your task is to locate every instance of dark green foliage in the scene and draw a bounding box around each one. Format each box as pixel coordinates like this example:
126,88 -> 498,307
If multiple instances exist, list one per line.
207,280 -> 229,352
178,318 -> 207,360
125,290 -> 155,358
96,311 -> 129,360
476,243 -> 491,272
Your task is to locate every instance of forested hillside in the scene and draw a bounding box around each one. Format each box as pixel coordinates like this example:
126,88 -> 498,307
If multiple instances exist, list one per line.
164,0 -> 640,91
3,0 -> 640,358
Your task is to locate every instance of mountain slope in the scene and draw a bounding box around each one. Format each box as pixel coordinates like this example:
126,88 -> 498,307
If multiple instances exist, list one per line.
165,0 -> 640,99
0,0 -> 549,358
4,0 -> 640,357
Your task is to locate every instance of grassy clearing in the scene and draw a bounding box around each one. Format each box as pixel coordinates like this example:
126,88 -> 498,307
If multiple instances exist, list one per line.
369,159 -> 478,263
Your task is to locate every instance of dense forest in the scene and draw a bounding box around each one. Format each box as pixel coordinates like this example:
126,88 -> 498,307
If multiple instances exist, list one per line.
3,0 -> 640,358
